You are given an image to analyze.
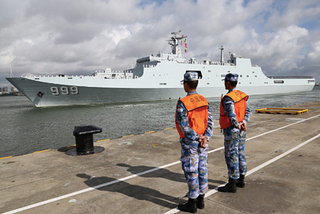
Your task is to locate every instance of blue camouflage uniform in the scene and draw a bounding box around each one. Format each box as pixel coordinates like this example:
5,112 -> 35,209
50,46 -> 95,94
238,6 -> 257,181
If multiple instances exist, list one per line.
176,91 -> 214,199
222,88 -> 251,180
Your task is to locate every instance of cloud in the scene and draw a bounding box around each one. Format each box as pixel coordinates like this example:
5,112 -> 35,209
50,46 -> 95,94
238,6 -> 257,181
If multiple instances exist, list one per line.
242,25 -> 309,71
307,41 -> 320,63
1,0 -> 320,87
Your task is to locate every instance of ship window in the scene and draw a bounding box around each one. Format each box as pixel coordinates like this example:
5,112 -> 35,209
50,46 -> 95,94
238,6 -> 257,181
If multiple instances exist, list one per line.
247,75 -> 249,77
255,75 -> 257,77
207,83 -> 210,85
240,75 -> 242,77
264,82 -> 268,84
274,80 -> 284,84
159,83 -> 167,85
252,71 -> 255,73
208,70 -> 211,72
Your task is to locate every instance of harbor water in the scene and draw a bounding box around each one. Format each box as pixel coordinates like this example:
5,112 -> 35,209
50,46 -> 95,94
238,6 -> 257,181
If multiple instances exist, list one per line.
1,86 -> 319,158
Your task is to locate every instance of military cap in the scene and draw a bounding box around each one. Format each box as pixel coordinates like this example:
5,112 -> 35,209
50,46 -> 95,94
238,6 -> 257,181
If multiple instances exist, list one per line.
182,72 -> 199,82
224,73 -> 238,81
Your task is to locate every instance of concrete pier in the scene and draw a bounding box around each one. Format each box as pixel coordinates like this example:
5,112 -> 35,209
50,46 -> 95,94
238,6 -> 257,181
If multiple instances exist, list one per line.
1,101 -> 320,214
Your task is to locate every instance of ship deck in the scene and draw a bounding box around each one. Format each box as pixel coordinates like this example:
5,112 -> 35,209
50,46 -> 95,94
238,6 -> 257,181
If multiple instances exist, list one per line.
1,101 -> 320,214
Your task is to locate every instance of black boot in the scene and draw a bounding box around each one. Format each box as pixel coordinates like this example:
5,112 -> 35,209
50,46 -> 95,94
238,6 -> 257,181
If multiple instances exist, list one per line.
178,198 -> 197,213
197,194 -> 205,209
237,174 -> 245,188
218,178 -> 237,193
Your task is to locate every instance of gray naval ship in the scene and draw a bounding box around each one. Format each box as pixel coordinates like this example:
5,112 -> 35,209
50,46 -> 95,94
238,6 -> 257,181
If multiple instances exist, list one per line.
6,30 -> 315,107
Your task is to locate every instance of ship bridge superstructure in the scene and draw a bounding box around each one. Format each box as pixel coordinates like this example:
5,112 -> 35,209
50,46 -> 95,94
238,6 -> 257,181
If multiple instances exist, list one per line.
97,31 -> 253,80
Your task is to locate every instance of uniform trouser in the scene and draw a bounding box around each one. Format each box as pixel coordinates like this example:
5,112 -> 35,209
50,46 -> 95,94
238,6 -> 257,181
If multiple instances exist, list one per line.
223,128 -> 247,180
180,143 -> 208,199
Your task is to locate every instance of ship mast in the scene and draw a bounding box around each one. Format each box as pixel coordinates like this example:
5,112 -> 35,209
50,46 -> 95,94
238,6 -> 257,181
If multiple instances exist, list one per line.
168,30 -> 186,57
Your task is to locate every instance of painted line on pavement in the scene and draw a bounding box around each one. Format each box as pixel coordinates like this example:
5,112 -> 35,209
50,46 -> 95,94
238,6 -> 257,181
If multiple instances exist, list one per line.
32,149 -> 51,154
145,131 -> 155,134
4,114 -> 320,214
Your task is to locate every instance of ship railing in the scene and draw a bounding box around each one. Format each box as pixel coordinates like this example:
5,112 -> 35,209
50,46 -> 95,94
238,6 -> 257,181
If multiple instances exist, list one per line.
268,76 -> 314,79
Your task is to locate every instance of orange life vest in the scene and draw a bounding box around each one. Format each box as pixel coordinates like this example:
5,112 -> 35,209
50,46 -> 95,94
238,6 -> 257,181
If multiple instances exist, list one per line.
175,94 -> 209,139
219,90 -> 248,129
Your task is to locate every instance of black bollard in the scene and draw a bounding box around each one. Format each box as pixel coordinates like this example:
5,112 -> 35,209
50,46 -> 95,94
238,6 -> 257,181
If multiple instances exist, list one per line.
73,125 -> 102,155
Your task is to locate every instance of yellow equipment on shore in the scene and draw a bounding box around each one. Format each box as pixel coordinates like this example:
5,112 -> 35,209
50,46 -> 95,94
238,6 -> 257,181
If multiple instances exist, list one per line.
255,108 -> 308,115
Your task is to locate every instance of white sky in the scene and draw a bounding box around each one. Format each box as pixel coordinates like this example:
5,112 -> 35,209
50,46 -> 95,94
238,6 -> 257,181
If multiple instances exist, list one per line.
1,0 -> 320,87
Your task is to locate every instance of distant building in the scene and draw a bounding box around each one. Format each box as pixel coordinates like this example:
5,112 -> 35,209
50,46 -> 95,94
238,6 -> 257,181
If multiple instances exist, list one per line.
0,87 -> 8,93
0,85 -> 19,95
11,86 -> 18,92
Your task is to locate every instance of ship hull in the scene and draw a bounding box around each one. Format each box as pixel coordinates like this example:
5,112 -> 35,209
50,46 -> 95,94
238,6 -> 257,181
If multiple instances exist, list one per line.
6,76 -> 315,107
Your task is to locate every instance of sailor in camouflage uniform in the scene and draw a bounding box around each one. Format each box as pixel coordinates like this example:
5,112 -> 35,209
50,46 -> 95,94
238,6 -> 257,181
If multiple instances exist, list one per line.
218,73 -> 251,193
175,71 -> 214,213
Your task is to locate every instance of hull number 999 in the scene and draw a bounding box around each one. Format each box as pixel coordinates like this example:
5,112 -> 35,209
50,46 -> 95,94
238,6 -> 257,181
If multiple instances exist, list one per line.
50,86 -> 79,96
